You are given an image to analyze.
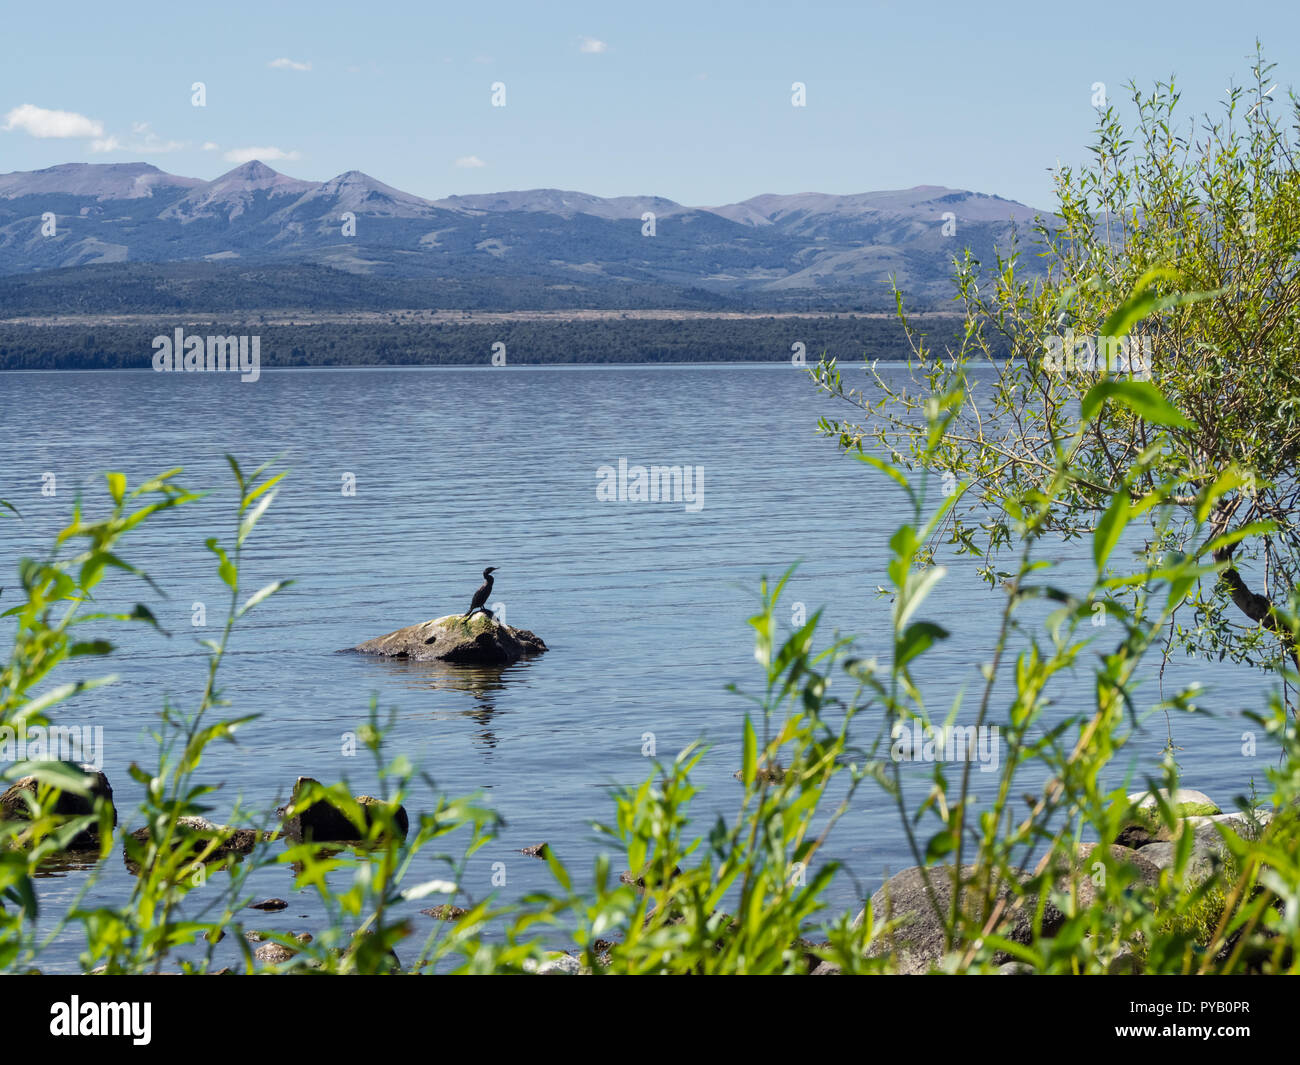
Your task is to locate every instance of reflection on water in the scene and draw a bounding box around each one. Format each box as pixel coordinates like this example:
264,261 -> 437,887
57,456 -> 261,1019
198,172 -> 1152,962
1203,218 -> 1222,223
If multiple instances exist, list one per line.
347,653 -> 543,749
28,849 -> 103,879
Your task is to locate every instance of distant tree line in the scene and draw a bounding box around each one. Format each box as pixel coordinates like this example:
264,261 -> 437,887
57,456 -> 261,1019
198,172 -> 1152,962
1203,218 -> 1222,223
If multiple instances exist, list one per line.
0,316 -> 974,371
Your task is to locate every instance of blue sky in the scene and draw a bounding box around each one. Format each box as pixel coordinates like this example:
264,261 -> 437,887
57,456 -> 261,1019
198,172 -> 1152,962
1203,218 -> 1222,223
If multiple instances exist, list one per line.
2,0 -> 1296,209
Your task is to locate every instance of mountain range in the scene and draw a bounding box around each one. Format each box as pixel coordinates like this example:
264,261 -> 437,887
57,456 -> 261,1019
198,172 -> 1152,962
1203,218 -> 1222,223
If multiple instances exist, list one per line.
0,161 -> 1048,310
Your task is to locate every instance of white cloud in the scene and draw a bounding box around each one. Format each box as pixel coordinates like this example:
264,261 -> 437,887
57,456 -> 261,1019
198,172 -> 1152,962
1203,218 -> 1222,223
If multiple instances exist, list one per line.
578,36 -> 607,54
90,122 -> 184,154
3,103 -> 103,139
3,106 -> 184,153
202,141 -> 220,151
268,57 -> 312,71
454,155 -> 486,168
224,145 -> 301,163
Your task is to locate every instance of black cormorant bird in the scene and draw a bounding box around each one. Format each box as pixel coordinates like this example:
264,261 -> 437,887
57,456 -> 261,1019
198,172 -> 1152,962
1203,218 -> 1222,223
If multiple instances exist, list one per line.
462,567 -> 498,620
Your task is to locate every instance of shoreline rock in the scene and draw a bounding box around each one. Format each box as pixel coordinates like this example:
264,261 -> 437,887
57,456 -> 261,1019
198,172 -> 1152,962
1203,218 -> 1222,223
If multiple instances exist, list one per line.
279,776 -> 409,843
812,787 -> 1279,974
123,815 -> 269,874
346,613 -> 547,667
0,762 -> 116,850
839,864 -> 1046,976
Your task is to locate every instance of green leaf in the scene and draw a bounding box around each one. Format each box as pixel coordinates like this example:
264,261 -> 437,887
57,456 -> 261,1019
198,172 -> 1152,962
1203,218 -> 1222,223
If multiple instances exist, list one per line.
237,579 -> 293,617
19,675 -> 117,718
68,640 -> 114,657
1098,267 -> 1223,339
854,451 -> 914,503
741,716 -> 757,788
544,844 -> 572,893
1199,520 -> 1276,560
126,603 -> 170,636
897,565 -> 947,631
78,554 -> 109,593
242,470 -> 286,511
895,621 -> 949,670
225,454 -> 246,493
2,876 -> 36,919
925,827 -> 957,861
1194,467 -> 1251,525
205,538 -> 237,591
106,472 -> 126,505
399,879 -> 460,901
237,489 -> 276,547
1080,381 -> 1192,428
129,467 -> 184,498
1097,267 -> 1177,338
1093,488 -> 1131,572
919,490 -> 960,546
11,759 -> 98,796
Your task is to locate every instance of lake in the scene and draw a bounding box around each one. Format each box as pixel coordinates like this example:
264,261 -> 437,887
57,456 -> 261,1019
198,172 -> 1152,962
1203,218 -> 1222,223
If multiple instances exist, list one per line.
0,362 -> 1281,972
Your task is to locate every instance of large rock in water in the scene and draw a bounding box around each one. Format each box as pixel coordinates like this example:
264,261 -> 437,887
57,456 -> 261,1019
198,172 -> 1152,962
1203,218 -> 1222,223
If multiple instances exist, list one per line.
349,613 -> 547,667
122,815 -> 269,875
0,762 -> 116,850
279,777 -> 410,843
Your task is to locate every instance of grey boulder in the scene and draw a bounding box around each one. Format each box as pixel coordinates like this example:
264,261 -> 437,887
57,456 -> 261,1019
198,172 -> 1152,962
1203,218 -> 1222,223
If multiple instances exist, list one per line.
0,762 -> 116,849
348,613 -> 547,667
858,864 -> 1046,975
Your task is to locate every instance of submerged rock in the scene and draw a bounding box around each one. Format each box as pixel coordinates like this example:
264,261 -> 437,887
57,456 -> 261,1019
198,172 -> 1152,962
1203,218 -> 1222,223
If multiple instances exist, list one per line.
422,904 -> 469,921
619,864 -> 682,889
279,777 -> 409,843
732,763 -> 786,784
347,613 -> 547,667
123,815 -> 268,874
254,942 -> 297,964
0,763 -> 116,850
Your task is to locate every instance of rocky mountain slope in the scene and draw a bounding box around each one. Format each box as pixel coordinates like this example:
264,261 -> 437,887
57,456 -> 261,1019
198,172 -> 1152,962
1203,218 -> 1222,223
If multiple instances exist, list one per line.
0,161 -> 1049,308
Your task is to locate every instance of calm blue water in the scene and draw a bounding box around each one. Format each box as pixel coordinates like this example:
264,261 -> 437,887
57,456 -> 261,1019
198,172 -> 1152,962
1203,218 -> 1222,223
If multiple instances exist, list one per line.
0,363 -> 1283,971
